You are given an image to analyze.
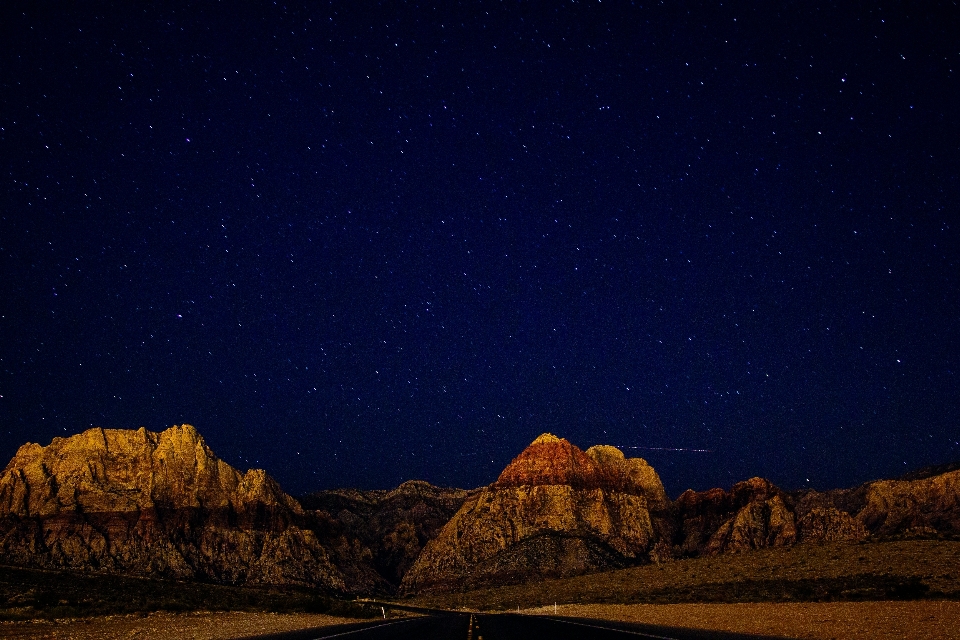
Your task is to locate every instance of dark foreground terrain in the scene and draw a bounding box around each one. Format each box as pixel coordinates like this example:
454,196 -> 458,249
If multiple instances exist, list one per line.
410,539 -> 960,610
4,601 -> 958,639
0,565 -> 378,621
4,539 -> 958,623
247,612 -> 790,639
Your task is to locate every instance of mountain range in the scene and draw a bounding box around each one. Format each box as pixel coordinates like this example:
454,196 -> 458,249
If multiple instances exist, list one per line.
1,425 -> 957,595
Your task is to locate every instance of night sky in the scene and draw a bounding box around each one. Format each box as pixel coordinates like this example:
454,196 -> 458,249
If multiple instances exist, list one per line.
2,2 -> 958,497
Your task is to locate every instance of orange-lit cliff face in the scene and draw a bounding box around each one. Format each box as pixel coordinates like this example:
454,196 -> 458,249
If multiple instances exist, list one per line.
493,433 -> 605,489
0,425 -> 385,593
493,433 -> 670,508
403,432 -> 960,595
0,424 -> 299,519
401,433 -> 672,594
1,426 -> 958,596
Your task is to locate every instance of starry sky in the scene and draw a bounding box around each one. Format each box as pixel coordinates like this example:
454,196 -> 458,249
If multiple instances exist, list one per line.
2,2 -> 958,497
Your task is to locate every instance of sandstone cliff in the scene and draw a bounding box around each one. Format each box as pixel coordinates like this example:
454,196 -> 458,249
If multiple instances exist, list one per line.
301,480 -> 472,589
672,477 -> 799,556
669,468 -> 960,557
399,434 -> 669,594
398,433 -> 960,594
0,425 -> 383,593
3,425 -> 957,596
794,468 -> 960,540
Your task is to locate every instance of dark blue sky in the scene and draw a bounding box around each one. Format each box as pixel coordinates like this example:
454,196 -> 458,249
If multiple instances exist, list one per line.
2,1 -> 958,497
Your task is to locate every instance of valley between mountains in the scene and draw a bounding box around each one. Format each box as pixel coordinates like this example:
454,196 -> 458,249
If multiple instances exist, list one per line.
1,424 -> 959,613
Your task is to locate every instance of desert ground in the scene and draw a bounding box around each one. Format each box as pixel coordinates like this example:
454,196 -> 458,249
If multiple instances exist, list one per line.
2,540 -> 958,638
0,611 -> 361,639
530,601 -> 960,640
413,539 -> 960,610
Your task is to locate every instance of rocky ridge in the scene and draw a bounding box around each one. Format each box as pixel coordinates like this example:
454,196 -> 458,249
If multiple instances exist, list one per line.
629,470 -> 960,561
0,425 -> 384,593
670,477 -> 798,556
301,480 -> 473,589
401,434 -> 960,593
2,426 -> 958,596
400,433 -> 670,594
793,469 -> 960,539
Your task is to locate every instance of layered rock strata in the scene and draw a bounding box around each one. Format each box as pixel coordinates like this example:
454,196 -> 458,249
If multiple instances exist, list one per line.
670,468 -> 960,556
794,469 -> 960,539
3,425 -> 958,596
400,436 -> 960,594
400,434 -> 669,594
0,425 -> 382,592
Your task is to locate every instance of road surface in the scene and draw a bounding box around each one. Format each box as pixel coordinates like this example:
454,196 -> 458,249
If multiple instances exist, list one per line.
244,612 -> 793,639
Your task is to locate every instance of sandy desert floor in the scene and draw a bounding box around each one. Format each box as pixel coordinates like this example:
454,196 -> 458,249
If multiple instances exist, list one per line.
0,611 -> 362,639
524,601 -> 960,640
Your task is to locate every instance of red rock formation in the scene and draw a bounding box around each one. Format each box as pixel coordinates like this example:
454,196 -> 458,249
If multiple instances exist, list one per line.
0,425 -> 383,593
704,494 -> 797,554
400,434 -> 669,594
3,425 -> 957,596
856,471 -> 960,536
672,477 -> 798,556
794,469 -> 960,539
673,487 -> 735,556
494,433 -> 606,490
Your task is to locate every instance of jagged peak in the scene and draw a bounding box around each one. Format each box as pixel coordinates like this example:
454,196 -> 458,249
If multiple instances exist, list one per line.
585,444 -> 626,465
495,433 -> 600,489
531,432 -> 562,445
0,423 -> 295,517
165,422 -> 201,437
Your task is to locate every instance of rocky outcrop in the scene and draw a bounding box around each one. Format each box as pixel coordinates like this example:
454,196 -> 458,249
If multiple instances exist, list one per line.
399,434 -> 669,594
795,469 -> 960,539
0,425 -> 383,593
672,477 -> 797,556
672,467 -> 960,556
3,426 -> 958,596
855,471 -> 960,536
584,445 -> 670,510
704,495 -> 796,554
796,507 -> 867,543
301,480 -> 472,589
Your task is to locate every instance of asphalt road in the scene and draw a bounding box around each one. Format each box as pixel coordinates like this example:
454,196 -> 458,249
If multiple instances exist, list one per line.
244,612 -> 793,640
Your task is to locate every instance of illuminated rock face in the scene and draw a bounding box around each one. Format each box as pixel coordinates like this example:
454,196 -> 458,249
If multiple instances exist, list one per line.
0,425 -> 382,592
400,434 -> 669,594
2,426 -> 958,595
0,424 -> 298,517
794,468 -> 960,540
675,468 -> 960,556
797,507 -> 867,543
854,471 -> 960,536
400,433 -> 960,593
701,481 -> 798,554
